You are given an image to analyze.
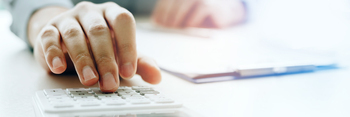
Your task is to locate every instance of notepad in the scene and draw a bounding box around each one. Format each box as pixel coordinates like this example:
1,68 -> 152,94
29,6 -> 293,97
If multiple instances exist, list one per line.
136,23 -> 338,83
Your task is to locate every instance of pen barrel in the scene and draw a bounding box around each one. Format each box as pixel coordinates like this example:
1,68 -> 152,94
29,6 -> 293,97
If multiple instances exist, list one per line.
236,65 -> 316,77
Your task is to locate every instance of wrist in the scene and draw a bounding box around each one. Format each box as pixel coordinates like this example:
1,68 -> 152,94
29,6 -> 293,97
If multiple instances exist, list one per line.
28,6 -> 69,47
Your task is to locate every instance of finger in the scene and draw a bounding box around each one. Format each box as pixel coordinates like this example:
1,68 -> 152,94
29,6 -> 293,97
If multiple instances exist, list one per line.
104,4 -> 137,80
210,1 -> 246,28
170,0 -> 198,27
153,0 -> 174,26
55,17 -> 98,86
78,7 -> 119,92
136,56 -> 161,84
163,0 -> 182,27
151,0 -> 168,25
34,34 -> 50,73
185,4 -> 209,27
39,25 -> 67,74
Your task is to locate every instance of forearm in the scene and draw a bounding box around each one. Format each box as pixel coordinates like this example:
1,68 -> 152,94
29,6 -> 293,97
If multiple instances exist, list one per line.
28,6 -> 69,47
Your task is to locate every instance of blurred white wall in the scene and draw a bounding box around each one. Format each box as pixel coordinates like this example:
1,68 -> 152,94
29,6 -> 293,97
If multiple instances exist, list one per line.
254,0 -> 350,49
0,0 -> 4,10
246,0 -> 350,65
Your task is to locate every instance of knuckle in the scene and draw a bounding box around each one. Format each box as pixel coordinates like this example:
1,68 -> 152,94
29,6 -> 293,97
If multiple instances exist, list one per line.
40,27 -> 58,41
74,53 -> 91,64
95,56 -> 114,65
102,2 -> 119,8
118,44 -> 134,52
88,23 -> 109,35
45,45 -> 61,56
62,27 -> 81,38
115,11 -> 134,22
75,1 -> 93,10
103,2 -> 117,6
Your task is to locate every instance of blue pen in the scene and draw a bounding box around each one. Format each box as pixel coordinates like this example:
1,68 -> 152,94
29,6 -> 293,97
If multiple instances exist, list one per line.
234,63 -> 338,78
162,63 -> 339,83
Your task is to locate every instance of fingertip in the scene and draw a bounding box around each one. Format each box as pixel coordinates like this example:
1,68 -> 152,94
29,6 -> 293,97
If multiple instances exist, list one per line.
119,63 -> 136,79
51,66 -> 66,74
51,56 -> 66,74
99,72 -> 119,93
145,63 -> 162,84
148,71 -> 162,84
81,78 -> 99,86
99,85 -> 118,93
81,66 -> 99,86
137,57 -> 162,85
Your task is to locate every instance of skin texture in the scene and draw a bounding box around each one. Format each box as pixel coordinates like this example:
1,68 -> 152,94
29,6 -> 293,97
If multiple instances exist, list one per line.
152,0 -> 246,28
28,2 -> 161,92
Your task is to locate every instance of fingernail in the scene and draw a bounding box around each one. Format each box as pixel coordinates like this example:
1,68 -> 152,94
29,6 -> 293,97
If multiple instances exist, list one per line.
52,57 -> 63,70
102,72 -> 117,90
121,63 -> 134,79
83,66 -> 97,82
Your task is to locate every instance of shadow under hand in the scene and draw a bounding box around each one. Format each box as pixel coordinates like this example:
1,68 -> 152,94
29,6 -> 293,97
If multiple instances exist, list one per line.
8,48 -> 146,91
8,48 -> 96,90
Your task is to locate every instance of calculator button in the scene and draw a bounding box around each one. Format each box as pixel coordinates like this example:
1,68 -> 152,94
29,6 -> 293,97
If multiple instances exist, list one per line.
144,94 -> 163,98
77,99 -> 100,102
49,100 -> 76,103
94,91 -> 116,95
116,89 -> 134,93
44,89 -> 65,94
49,97 -> 75,101
48,96 -> 72,100
95,93 -> 118,96
53,103 -> 74,108
44,89 -> 66,96
80,102 -> 100,106
101,98 -> 123,101
118,91 -> 137,95
147,96 -> 170,102
134,88 -> 154,92
104,100 -> 126,105
66,88 -> 89,91
46,93 -> 67,97
117,90 -> 136,93
90,88 -> 101,92
129,99 -> 151,104
118,86 -> 132,90
98,96 -> 121,100
69,91 -> 91,94
89,87 -> 100,90
46,94 -> 70,98
69,91 -> 90,94
125,97 -> 146,101
121,95 -> 142,99
139,91 -> 160,95
74,96 -> 96,100
71,93 -> 94,96
132,86 -> 151,90
154,98 -> 174,103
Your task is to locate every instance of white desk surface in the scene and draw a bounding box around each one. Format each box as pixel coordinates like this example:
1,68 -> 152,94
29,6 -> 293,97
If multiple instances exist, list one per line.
1,1 -> 350,116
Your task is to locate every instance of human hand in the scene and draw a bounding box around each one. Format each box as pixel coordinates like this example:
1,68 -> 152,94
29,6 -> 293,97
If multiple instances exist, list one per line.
152,0 -> 246,28
28,2 -> 161,92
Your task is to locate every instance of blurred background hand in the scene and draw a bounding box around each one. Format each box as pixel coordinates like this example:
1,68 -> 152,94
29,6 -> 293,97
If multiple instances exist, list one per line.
152,0 -> 246,28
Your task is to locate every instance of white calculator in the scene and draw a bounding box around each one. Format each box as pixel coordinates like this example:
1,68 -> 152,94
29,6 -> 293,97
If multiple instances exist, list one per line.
32,86 -> 202,117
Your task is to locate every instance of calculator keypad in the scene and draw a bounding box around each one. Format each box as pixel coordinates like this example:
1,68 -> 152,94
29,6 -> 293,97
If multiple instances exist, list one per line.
42,86 -> 177,110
